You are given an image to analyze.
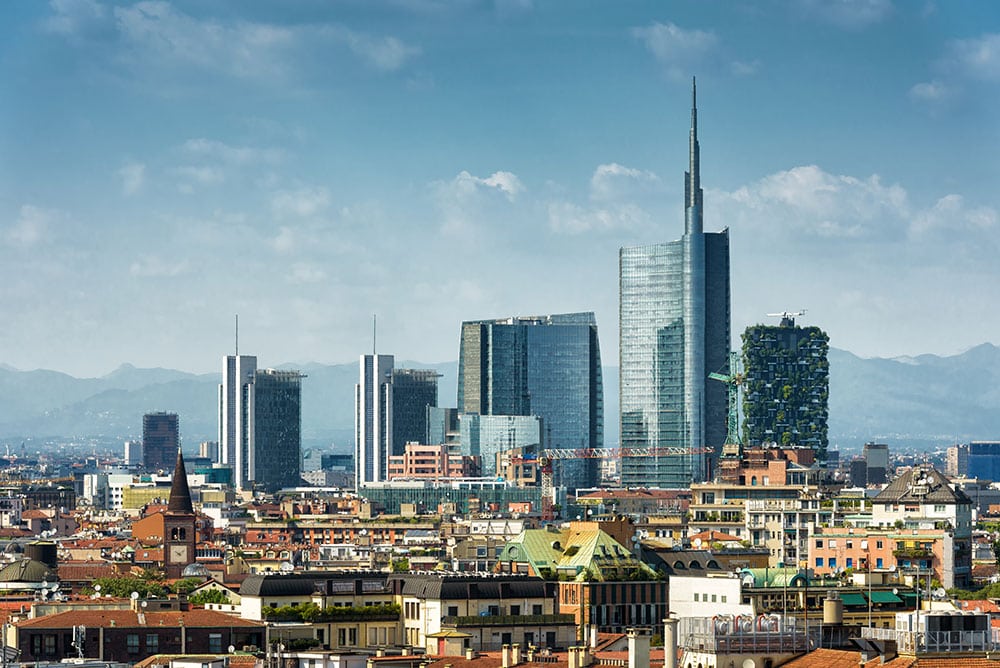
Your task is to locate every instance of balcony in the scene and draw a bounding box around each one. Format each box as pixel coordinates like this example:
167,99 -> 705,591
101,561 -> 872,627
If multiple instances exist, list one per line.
441,613 -> 576,627
893,547 -> 932,559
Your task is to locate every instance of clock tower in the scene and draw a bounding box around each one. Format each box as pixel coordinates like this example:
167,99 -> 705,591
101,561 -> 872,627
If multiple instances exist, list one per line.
163,448 -> 197,579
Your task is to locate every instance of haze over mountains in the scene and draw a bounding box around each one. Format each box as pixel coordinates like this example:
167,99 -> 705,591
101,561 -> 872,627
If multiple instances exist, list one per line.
2,345 -> 999,453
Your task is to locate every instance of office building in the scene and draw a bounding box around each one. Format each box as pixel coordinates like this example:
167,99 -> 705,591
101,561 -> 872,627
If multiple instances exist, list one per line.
946,443 -> 969,477
391,368 -> 440,453
219,354 -> 257,482
741,316 -> 829,454
356,354 -> 394,488
198,440 -> 220,463
142,412 -> 178,471
427,406 -> 460,446
457,312 -> 603,490
459,413 -> 544,478
619,78 -> 730,488
247,369 -> 304,491
863,441 -> 889,485
968,441 -> 1000,482
124,440 -> 142,467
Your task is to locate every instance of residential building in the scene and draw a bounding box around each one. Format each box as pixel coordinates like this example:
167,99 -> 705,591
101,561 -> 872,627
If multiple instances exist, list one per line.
220,354 -> 257,484
391,369 -> 440,454
15,608 -> 264,663
391,573 -> 573,653
199,440 -> 220,463
387,443 -> 480,480
619,78 -> 730,488
741,318 -> 829,454
868,464 -> 972,588
356,354 -> 394,488
457,312 -> 603,491
143,412 -> 178,472
124,440 -> 142,467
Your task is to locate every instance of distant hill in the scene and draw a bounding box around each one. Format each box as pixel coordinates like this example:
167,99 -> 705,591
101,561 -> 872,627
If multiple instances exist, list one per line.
2,345 -> 999,451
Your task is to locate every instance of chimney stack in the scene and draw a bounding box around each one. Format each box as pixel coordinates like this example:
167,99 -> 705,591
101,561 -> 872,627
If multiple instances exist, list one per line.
664,617 -> 679,668
627,628 -> 650,668
511,643 -> 521,665
501,644 -> 511,668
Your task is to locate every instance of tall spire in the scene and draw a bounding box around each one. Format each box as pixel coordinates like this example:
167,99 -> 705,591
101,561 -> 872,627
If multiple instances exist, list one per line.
166,448 -> 194,515
685,76 -> 703,235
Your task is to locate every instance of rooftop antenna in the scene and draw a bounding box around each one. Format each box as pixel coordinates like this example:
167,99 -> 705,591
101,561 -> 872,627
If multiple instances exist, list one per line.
235,314 -> 239,356
372,314 -> 376,356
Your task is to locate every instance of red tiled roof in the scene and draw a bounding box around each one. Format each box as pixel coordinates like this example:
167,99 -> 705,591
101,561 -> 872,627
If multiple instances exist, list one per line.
57,562 -> 119,580
955,600 -> 1000,613
16,608 -> 265,629
689,530 -> 742,542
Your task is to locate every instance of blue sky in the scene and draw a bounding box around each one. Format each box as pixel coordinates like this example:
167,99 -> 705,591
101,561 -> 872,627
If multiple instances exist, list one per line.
2,0 -> 999,377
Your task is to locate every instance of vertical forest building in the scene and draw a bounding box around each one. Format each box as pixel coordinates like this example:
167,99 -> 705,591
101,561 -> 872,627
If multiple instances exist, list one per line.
741,316 -> 829,455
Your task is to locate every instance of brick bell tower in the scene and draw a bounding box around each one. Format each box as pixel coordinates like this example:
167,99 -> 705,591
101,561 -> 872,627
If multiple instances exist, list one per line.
163,448 -> 197,579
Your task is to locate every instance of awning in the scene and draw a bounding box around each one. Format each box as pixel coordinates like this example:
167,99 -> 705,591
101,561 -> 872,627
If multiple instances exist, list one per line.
838,593 -> 869,606
869,590 -> 903,604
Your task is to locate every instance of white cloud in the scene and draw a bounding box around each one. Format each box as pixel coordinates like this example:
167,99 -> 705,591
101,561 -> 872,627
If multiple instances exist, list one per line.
943,33 -> 1000,82
589,162 -> 659,201
129,254 -> 189,277
792,0 -> 893,30
181,138 -> 283,165
287,262 -> 328,284
43,0 -> 108,37
632,22 -> 718,80
448,170 -> 524,200
6,205 -> 54,248
547,200 -> 651,235
433,169 -> 525,237
272,226 -> 296,254
173,165 -> 225,187
118,161 -> 145,195
909,80 -> 949,101
730,59 -> 760,77
322,27 -> 422,71
271,187 -> 331,218
910,194 -> 998,238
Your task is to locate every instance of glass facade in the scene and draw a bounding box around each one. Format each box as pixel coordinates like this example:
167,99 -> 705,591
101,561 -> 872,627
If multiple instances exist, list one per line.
460,414 -> 543,478
391,369 -> 440,455
250,369 -> 304,492
456,312 -> 604,491
618,78 -> 730,489
968,442 -> 1000,482
356,354 -> 394,488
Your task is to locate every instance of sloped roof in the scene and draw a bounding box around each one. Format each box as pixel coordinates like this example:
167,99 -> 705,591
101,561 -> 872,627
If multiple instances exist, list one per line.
875,466 -> 971,505
501,526 -> 656,581
166,449 -> 194,515
0,558 -> 57,584
17,608 -> 264,629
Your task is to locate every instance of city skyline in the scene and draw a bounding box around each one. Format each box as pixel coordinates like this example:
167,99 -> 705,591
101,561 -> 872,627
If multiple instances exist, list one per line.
3,2 -> 1000,377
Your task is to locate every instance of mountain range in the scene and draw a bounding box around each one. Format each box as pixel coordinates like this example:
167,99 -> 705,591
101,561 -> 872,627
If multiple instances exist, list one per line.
2,344 -> 999,452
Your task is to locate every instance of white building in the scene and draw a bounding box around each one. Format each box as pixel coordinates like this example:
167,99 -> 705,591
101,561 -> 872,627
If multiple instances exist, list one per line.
355,354 -> 394,489
220,354 -> 257,489
668,573 -> 753,619
123,440 -> 142,467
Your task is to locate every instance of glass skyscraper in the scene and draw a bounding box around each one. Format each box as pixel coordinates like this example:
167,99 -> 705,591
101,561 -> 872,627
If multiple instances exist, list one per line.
457,312 -> 603,491
619,78 -> 730,488
248,369 -> 304,492
391,368 -> 440,454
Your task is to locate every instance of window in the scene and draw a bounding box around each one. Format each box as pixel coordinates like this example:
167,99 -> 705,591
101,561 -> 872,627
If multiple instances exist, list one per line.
876,558 -> 884,569
532,604 -> 543,615
846,557 -> 853,568
510,605 -> 521,616
934,505 -> 945,513
815,540 -> 823,548
209,633 -> 223,654
447,606 -> 458,617
44,635 -> 57,657
127,634 -> 140,654
146,634 -> 159,653
829,558 -> 837,568
829,540 -> 837,548
721,596 -> 727,603
694,593 -> 699,602
815,557 -> 823,567
711,594 -> 717,603
846,540 -> 853,549
876,541 -> 883,549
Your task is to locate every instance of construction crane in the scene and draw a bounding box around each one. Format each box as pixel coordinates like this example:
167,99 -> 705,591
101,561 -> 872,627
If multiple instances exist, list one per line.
510,446 -> 714,521
766,309 -> 806,327
708,350 -> 744,449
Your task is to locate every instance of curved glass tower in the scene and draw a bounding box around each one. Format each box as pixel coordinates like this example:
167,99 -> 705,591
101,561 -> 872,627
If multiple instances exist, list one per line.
619,78 -> 731,488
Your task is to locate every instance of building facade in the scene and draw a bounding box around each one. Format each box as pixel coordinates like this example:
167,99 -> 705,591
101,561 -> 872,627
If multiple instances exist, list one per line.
247,369 -> 304,492
457,312 -> 603,491
142,412 -> 178,472
967,441 -> 1000,482
219,354 -> 257,485
619,78 -> 730,488
356,354 -> 394,488
459,414 -> 543,479
391,368 -> 440,454
741,319 -> 829,454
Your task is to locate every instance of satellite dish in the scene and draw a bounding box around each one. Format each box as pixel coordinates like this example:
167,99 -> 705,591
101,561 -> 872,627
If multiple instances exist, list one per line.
934,588 -> 947,599
693,538 -> 702,548
131,591 -> 140,600
228,646 -> 236,654
94,584 -> 102,592
279,562 -> 294,573
141,601 -> 148,608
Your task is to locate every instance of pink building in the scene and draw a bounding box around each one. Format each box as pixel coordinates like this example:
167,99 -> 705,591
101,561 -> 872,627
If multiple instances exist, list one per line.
387,443 -> 480,480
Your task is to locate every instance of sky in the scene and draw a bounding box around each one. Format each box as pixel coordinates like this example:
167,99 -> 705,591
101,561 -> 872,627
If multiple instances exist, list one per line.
2,0 -> 999,378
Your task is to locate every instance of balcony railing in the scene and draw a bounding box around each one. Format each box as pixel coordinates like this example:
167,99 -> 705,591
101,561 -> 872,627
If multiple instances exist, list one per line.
441,614 -> 576,627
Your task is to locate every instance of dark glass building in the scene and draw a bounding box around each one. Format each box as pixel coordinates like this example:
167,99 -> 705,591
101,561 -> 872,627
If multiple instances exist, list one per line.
457,312 -> 603,491
619,78 -> 730,488
249,369 -> 304,491
142,412 -> 179,472
392,368 -> 440,454
968,441 -> 1000,482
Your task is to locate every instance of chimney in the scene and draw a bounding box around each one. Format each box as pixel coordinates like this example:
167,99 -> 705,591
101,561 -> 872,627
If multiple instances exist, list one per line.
501,644 -> 511,668
526,646 -> 535,662
568,646 -> 579,668
511,642 -> 521,665
627,628 -> 649,668
590,625 -> 598,648
664,617 -> 679,668
465,647 -> 475,660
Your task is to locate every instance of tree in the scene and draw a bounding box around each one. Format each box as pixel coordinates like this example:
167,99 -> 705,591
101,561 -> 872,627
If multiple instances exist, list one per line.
171,578 -> 203,595
188,589 -> 230,605
87,576 -> 166,599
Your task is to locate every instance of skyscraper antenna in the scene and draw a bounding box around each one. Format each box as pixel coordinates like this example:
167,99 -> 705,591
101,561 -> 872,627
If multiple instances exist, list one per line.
235,314 -> 239,356
373,314 -> 377,356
